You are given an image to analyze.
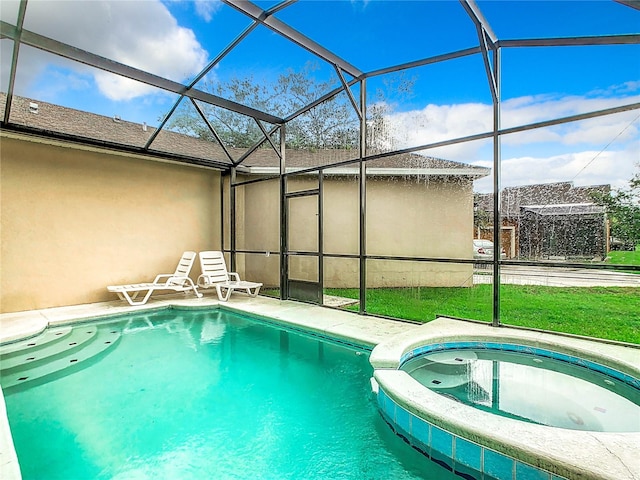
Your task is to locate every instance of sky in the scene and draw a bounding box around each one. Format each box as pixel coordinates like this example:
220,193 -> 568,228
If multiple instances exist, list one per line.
1,0 -> 639,193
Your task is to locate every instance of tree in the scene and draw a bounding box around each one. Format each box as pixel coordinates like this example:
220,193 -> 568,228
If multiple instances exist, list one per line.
473,197 -> 492,238
366,71 -> 417,152
591,166 -> 640,250
165,63 -> 414,151
167,76 -> 279,148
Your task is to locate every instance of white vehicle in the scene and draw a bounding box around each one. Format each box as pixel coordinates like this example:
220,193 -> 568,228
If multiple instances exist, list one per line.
473,239 -> 506,260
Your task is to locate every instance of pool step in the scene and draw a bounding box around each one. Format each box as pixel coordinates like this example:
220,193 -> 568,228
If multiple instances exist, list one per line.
0,326 -> 73,357
404,351 -> 478,390
0,326 -> 99,371
0,328 -> 121,390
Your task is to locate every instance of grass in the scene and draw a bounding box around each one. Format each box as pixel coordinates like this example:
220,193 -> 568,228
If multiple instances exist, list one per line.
325,285 -> 640,344
607,244 -> 640,267
263,283 -> 640,344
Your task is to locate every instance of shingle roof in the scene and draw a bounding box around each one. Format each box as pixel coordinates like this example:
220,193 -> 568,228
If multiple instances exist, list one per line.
521,203 -> 606,216
1,93 -> 489,179
475,182 -> 610,218
1,93 -> 233,167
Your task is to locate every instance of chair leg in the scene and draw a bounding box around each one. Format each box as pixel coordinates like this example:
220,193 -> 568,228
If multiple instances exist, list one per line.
216,285 -> 232,301
183,278 -> 203,298
118,289 -> 154,306
247,286 -> 261,297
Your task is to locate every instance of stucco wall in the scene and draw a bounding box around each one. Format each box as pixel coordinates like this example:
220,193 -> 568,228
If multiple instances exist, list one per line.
236,173 -> 474,288
365,176 -> 474,287
0,133 -> 221,313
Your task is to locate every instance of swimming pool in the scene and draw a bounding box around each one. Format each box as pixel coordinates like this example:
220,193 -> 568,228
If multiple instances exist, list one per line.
1,308 -> 457,479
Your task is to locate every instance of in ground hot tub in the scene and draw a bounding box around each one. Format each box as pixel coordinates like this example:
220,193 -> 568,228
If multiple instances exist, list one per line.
370,318 -> 640,480
401,345 -> 639,432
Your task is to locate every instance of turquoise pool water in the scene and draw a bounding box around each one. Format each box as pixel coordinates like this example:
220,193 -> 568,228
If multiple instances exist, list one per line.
401,347 -> 640,432
2,308 -> 456,479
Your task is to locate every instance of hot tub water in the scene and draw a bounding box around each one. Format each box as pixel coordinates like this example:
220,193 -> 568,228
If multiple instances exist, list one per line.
401,347 -> 640,432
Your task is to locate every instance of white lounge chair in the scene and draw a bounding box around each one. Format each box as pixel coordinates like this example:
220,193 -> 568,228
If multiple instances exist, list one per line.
107,251 -> 203,306
197,251 -> 262,301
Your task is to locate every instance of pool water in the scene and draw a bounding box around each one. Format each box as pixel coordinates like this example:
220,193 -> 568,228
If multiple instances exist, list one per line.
402,348 -> 640,432
1,308 -> 456,479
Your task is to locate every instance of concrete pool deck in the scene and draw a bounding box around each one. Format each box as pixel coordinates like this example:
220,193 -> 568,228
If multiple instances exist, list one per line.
0,294 -> 419,346
1,294 -> 639,480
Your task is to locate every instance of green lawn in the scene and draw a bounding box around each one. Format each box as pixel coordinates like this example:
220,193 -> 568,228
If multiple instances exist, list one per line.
607,244 -> 640,267
325,285 -> 640,344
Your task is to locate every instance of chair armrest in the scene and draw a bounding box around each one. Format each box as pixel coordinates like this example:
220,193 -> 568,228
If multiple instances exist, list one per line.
228,272 -> 241,282
153,273 -> 173,284
154,274 -> 189,286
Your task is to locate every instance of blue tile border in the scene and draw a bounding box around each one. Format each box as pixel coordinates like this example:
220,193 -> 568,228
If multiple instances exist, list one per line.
378,387 -> 568,480
484,448 -> 515,480
431,425 -> 453,457
399,341 -> 639,390
515,461 -> 551,480
411,413 -> 430,451
396,403 -> 411,435
455,437 -> 481,471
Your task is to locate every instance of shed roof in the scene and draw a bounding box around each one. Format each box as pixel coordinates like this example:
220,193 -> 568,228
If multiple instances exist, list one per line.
475,182 -> 611,218
521,203 -> 606,217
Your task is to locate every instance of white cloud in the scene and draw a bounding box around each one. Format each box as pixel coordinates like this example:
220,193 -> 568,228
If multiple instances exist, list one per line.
13,0 -> 208,101
381,90 -> 640,193
500,148 -> 636,188
381,102 -> 488,145
350,0 -> 371,10
500,94 -> 640,130
472,146 -> 638,194
194,0 -> 222,22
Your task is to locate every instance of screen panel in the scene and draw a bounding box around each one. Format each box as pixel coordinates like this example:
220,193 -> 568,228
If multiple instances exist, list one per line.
365,259 -> 489,323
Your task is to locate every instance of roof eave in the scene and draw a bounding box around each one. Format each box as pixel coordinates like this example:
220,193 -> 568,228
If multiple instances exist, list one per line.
245,166 -> 491,179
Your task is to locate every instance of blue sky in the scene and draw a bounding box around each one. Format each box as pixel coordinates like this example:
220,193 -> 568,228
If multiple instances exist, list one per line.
1,0 -> 638,192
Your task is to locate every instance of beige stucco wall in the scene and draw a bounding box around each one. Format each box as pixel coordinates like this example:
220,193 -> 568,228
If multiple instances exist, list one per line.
0,133 -> 221,313
235,173 -> 474,288
1,131 -> 473,311
365,175 -> 474,287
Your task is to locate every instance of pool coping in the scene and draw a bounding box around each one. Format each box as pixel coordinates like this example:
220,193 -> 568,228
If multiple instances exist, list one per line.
370,318 -> 640,480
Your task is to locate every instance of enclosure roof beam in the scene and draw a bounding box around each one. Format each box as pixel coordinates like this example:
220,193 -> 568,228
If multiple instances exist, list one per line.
190,98 -> 235,164
460,0 -> 498,47
146,21 -> 262,149
364,47 -> 481,79
254,119 -> 283,161
267,0 -> 299,15
222,0 -> 363,78
334,66 -> 362,120
2,0 -> 27,125
497,34 -> 640,48
151,0 -> 293,145
0,21 -> 284,125
363,101 -> 640,165
284,30 -> 638,127
615,0 -> 640,11
460,1 -> 498,102
287,46 -> 481,123
234,124 -> 281,166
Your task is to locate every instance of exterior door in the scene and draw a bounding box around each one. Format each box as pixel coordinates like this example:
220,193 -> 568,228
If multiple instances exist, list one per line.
284,176 -> 322,304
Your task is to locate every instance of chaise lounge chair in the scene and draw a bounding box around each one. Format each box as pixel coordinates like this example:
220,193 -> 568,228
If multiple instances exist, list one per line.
107,251 -> 203,306
197,251 -> 262,301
